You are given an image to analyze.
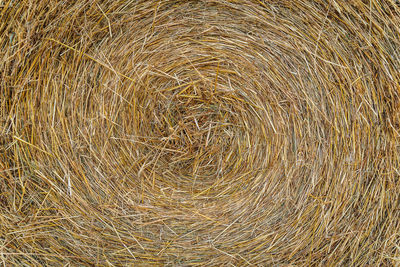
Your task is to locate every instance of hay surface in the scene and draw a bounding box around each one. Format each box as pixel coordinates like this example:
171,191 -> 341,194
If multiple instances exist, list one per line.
1,0 -> 400,265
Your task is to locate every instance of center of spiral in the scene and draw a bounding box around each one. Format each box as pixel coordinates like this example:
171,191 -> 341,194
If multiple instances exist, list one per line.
148,82 -> 242,186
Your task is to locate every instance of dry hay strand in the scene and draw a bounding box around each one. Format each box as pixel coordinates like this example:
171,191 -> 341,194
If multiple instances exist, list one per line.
1,0 -> 400,266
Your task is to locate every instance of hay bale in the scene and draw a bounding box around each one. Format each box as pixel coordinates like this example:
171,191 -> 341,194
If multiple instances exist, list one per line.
1,0 -> 399,265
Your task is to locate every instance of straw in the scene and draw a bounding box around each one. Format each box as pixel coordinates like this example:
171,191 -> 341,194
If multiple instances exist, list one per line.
1,0 -> 400,265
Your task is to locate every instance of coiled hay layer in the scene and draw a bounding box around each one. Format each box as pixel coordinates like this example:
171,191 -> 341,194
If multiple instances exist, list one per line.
1,0 -> 400,266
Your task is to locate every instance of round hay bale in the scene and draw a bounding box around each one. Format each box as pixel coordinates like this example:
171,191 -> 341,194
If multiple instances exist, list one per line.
1,0 -> 400,265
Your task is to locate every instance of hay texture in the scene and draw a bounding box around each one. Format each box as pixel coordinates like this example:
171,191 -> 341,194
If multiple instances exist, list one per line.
1,0 -> 400,266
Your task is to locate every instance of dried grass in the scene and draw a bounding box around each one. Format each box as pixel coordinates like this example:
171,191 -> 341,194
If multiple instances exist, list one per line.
1,0 -> 400,266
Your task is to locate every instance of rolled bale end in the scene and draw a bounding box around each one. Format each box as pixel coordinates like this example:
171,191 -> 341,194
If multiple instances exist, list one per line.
1,0 -> 400,265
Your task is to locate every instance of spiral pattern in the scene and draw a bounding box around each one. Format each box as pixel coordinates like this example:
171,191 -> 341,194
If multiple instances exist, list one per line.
1,0 -> 400,265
